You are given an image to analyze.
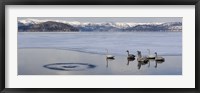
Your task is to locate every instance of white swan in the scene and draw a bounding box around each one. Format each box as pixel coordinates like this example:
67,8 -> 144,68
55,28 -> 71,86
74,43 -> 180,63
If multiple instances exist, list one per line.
126,50 -> 135,59
105,49 -> 115,59
147,49 -> 155,59
155,52 -> 165,61
137,51 -> 149,63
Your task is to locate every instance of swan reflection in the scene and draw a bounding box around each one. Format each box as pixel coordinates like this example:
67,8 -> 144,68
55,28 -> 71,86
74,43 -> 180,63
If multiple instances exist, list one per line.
155,60 -> 165,68
137,59 -> 165,69
127,58 -> 135,66
137,60 -> 149,70
147,59 -> 155,68
106,58 -> 115,68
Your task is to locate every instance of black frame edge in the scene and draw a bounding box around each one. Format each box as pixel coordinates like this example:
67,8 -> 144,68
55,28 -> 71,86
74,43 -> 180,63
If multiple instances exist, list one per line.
195,0 -> 200,91
1,0 -> 200,5
1,0 -> 200,93
0,0 -> 5,92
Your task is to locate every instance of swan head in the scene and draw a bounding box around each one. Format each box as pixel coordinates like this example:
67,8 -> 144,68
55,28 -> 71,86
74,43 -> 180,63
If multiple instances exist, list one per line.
126,50 -> 129,52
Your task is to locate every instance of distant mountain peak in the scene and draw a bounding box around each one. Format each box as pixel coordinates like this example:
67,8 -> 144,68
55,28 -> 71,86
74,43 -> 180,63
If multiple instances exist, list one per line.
18,18 -> 47,25
18,19 -> 182,32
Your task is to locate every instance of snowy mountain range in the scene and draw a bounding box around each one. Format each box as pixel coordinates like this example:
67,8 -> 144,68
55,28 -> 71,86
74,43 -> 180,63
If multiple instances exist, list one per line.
18,19 -> 182,32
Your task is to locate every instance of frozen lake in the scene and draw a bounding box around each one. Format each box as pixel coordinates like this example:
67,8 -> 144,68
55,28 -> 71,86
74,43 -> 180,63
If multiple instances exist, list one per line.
18,32 -> 182,56
18,32 -> 182,75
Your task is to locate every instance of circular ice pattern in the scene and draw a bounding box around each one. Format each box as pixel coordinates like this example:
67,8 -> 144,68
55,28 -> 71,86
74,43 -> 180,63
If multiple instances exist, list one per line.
43,63 -> 96,71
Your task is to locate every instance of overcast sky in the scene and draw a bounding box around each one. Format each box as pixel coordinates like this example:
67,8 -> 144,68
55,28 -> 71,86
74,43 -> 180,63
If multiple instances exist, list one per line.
18,17 -> 182,23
